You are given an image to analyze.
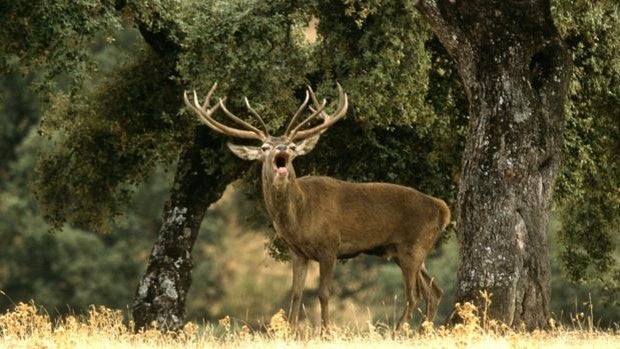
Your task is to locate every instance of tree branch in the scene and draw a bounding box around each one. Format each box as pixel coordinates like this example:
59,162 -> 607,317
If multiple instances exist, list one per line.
137,22 -> 181,56
413,0 -> 476,97
413,0 -> 464,60
114,1 -> 182,56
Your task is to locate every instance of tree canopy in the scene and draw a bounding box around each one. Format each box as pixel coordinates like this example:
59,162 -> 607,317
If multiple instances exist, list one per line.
10,0 -> 460,230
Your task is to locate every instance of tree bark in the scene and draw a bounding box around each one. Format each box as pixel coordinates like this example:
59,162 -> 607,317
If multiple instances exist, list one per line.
414,0 -> 572,328
131,127 -> 242,330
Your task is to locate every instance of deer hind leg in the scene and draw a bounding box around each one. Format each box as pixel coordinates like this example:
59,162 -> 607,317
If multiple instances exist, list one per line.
289,251 -> 308,330
418,266 -> 442,322
395,248 -> 425,330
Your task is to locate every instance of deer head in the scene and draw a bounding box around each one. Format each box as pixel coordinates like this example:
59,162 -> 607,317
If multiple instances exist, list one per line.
183,83 -> 348,188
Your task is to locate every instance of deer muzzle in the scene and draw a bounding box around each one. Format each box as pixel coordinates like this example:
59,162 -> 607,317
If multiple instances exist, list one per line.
274,153 -> 289,177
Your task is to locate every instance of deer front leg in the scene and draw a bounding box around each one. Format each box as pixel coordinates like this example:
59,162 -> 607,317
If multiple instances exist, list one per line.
318,256 -> 336,332
289,251 -> 308,329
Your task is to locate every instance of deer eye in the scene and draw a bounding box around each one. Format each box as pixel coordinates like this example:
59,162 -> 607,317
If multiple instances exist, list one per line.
261,144 -> 271,152
289,144 -> 296,151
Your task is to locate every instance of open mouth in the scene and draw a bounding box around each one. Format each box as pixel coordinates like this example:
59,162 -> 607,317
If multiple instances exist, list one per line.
274,153 -> 289,176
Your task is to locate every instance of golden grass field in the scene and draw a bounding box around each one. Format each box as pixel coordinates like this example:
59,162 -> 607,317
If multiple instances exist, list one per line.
1,301 -> 619,349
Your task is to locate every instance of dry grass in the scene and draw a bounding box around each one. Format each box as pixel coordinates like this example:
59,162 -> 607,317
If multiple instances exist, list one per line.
1,301 -> 618,349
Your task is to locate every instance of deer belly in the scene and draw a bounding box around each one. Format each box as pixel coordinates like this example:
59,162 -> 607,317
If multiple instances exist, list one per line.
337,242 -> 362,258
338,241 -> 397,260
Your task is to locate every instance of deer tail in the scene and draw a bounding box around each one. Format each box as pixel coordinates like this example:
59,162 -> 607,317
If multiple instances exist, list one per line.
437,199 -> 451,232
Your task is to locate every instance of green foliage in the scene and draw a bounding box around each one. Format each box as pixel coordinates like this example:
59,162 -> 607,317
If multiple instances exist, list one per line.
0,129 -> 162,314
177,0 -> 313,132
0,74 -> 40,176
0,0 -> 121,89
35,50 -> 183,231
552,0 -> 620,285
549,218 -> 620,327
313,0 -> 433,126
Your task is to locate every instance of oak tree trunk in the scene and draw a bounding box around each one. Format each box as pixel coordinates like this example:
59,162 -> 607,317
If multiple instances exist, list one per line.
131,128 -> 241,330
415,0 -> 572,328
115,0 -> 247,332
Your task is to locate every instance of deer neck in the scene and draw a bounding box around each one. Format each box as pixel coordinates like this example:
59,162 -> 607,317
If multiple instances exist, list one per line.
261,170 -> 305,236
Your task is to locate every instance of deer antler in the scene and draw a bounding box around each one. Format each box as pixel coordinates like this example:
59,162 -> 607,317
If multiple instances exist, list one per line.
284,91 -> 310,135
244,97 -> 269,136
183,83 -> 267,141
185,83 -> 347,142
287,83 -> 348,141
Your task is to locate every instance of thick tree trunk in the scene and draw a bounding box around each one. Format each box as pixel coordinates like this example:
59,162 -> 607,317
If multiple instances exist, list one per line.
131,128 -> 241,331
114,0 -> 243,332
415,0 -> 571,328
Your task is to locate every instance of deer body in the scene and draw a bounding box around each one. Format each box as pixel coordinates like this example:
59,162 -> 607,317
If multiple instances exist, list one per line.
265,176 -> 448,261
263,171 -> 449,329
184,83 -> 449,330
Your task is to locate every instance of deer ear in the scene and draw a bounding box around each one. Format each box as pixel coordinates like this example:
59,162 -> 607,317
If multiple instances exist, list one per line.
227,143 -> 262,161
294,135 -> 321,156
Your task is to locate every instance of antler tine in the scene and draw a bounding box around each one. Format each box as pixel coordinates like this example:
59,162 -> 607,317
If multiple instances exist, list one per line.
288,99 -> 327,139
183,87 -> 266,141
185,90 -> 225,133
290,83 -> 348,141
218,98 -> 267,138
285,91 -> 310,136
244,97 -> 269,136
201,82 -> 219,109
307,85 -> 328,120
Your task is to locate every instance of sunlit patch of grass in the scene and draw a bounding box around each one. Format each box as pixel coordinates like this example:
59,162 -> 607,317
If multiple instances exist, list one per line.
1,300 -> 618,349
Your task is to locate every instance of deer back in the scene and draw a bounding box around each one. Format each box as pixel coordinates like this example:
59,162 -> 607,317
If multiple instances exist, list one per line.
273,176 -> 450,258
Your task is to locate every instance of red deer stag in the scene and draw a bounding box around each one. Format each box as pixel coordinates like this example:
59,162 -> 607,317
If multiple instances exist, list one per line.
183,83 -> 450,330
